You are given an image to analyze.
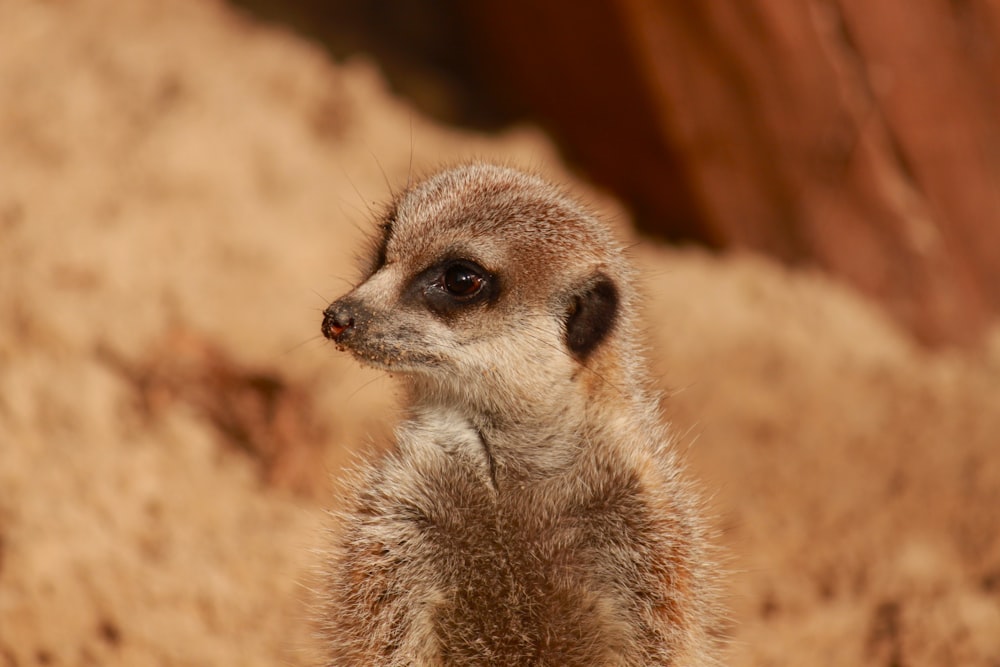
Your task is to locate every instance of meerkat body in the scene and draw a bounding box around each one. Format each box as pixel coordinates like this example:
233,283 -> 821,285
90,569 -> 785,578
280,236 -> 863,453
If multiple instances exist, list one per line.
319,164 -> 716,665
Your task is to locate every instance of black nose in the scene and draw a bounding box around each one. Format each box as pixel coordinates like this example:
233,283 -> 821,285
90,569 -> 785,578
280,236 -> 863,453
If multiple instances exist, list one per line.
322,300 -> 355,341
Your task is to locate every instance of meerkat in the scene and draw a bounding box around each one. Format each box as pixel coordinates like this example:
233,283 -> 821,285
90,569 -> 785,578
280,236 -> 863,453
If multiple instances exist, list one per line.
318,163 -> 717,666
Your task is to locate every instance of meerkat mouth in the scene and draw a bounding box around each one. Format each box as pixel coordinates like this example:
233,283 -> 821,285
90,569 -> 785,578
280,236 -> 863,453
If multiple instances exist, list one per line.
339,341 -> 442,374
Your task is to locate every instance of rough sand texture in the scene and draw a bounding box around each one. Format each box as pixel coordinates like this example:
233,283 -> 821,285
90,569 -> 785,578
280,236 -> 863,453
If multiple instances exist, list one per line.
1,1 -> 998,665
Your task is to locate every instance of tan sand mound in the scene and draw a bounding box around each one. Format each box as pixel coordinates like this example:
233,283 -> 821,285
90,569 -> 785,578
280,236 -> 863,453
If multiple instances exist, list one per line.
1,1 -> 998,665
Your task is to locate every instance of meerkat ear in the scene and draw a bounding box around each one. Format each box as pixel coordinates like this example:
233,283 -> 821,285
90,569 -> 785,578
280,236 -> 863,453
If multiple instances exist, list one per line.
565,274 -> 619,360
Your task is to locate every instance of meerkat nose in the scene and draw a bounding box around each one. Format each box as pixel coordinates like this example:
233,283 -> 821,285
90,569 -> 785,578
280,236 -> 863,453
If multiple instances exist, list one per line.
322,301 -> 355,341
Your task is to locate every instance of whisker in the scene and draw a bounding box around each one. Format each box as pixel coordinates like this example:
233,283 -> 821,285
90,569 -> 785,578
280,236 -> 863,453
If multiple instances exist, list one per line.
346,372 -> 390,403
406,114 -> 415,191
283,335 -> 325,356
333,196 -> 367,223
515,322 -> 629,400
371,152 -> 396,202
338,164 -> 377,218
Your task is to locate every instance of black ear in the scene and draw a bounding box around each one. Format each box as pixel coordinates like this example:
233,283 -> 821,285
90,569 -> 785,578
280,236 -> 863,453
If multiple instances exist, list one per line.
565,274 -> 619,360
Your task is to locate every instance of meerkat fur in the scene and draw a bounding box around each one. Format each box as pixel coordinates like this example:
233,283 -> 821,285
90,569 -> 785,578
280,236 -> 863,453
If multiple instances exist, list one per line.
318,163 -> 719,666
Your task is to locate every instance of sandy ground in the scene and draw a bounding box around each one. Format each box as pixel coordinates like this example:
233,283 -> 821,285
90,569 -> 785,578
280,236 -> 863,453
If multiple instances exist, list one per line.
1,1 -> 998,665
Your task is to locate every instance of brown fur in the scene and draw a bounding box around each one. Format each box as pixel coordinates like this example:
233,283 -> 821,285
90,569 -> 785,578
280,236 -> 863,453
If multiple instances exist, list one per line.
318,164 -> 718,665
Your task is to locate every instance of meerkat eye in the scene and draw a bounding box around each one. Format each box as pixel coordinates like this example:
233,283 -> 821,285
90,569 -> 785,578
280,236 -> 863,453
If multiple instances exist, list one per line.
419,260 -> 497,317
444,263 -> 484,297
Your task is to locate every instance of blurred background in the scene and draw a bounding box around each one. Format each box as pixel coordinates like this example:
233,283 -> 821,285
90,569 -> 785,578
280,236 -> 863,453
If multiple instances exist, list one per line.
233,0 -> 1000,347
0,1 -> 998,665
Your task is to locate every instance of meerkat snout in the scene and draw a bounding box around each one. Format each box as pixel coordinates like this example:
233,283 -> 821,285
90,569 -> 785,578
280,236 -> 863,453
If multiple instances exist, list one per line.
317,163 -> 719,666
321,301 -> 355,341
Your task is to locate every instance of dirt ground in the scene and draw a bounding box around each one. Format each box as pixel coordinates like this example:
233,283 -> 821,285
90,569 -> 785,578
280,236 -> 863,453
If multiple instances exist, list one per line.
1,1 -> 998,665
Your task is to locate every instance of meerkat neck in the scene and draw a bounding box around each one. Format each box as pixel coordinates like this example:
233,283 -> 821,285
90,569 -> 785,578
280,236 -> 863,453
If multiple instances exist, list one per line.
404,355 -> 650,483
404,391 -> 580,482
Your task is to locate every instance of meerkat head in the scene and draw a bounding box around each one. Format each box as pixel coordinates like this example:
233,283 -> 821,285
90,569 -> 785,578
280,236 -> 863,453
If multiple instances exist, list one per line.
322,163 -> 635,416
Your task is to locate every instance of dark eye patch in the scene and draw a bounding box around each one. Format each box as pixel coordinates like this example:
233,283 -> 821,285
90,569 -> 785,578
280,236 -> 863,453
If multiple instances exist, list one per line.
412,259 -> 499,318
